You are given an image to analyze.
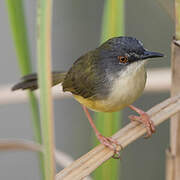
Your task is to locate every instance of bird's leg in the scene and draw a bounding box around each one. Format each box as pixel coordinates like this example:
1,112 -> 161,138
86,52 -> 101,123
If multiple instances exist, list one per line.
128,105 -> 155,138
82,105 -> 122,158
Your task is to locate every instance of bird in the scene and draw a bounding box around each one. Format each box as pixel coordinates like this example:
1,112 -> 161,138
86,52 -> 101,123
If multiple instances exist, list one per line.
12,36 -> 164,158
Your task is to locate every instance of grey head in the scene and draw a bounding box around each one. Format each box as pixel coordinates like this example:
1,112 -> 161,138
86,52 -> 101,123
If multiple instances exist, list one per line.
95,36 -> 164,79
92,36 -> 164,99
98,36 -> 164,65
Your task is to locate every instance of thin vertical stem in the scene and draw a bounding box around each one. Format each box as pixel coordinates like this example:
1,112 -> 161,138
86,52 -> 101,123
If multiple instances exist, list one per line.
37,0 -> 55,179
5,1 -> 45,179
169,41 -> 180,180
167,1 -> 180,179
175,0 -> 180,40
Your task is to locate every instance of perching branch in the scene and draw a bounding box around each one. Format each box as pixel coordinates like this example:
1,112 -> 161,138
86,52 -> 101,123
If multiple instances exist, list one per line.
56,94 -> 180,180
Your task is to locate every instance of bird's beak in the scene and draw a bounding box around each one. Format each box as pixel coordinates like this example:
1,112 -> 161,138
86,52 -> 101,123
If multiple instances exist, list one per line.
141,50 -> 164,60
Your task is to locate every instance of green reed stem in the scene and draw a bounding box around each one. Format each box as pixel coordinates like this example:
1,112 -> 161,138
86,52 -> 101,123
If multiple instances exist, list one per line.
37,0 -> 55,179
5,1 -> 45,179
94,0 -> 124,179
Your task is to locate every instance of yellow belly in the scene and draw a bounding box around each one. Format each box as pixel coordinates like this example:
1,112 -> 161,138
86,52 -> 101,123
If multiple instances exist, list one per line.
74,95 -> 119,112
74,62 -> 147,112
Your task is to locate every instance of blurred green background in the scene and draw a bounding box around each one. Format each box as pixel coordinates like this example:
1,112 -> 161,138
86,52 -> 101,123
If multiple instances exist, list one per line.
0,0 -> 172,179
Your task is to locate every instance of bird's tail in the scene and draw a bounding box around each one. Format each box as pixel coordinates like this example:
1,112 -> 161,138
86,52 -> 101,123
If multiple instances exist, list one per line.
12,71 -> 67,91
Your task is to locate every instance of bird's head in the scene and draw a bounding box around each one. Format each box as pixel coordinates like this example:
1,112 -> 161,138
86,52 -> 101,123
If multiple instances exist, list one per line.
99,36 -> 164,66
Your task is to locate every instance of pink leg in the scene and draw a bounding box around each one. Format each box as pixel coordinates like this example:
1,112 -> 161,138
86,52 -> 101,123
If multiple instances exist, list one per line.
82,105 -> 122,159
128,105 -> 155,138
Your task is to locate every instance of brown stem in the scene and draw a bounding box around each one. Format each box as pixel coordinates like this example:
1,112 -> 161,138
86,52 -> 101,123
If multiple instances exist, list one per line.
168,39 -> 180,180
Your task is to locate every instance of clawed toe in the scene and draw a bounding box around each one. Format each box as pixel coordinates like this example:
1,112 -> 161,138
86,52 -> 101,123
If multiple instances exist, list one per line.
129,113 -> 155,138
97,134 -> 123,159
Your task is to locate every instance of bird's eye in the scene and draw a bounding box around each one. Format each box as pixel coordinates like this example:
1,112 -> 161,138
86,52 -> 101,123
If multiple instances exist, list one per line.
118,56 -> 128,63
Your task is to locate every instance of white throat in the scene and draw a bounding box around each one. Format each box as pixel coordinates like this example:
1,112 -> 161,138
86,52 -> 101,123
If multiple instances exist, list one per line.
103,60 -> 147,111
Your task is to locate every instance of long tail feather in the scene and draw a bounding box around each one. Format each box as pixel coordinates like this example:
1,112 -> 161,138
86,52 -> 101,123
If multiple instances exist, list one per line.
12,71 -> 66,91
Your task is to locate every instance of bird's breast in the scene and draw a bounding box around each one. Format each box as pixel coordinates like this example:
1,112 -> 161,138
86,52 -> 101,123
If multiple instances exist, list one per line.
103,63 -> 147,111
74,61 -> 147,112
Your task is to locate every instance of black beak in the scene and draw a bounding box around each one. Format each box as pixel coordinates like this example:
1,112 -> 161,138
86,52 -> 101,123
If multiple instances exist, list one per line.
141,50 -> 164,60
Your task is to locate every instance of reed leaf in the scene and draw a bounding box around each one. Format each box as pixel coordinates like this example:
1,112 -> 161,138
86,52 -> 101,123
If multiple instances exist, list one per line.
5,1 -> 45,179
94,0 -> 124,179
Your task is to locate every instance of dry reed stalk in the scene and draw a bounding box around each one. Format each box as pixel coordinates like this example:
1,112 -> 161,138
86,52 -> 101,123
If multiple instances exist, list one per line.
166,1 -> 180,178
167,39 -> 180,180
0,139 -> 42,152
56,94 -> 180,180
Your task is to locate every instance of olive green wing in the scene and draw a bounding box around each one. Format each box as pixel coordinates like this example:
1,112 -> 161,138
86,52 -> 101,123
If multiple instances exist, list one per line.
62,51 -> 100,99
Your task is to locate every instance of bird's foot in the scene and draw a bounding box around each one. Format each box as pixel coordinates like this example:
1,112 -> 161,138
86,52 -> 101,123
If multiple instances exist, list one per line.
129,111 -> 155,138
96,133 -> 123,159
